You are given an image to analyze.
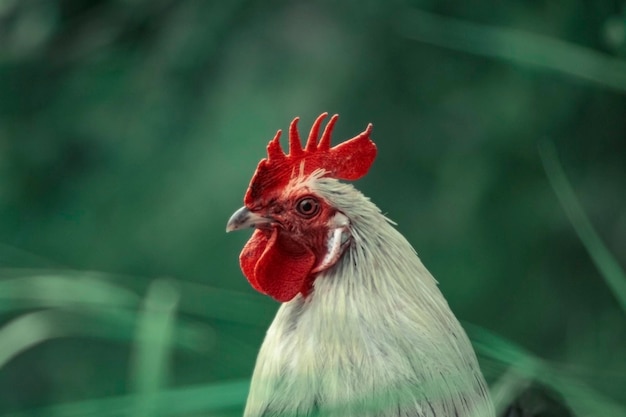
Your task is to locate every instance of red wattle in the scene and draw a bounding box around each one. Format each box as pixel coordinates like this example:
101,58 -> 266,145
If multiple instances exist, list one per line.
239,229 -> 316,303
240,229 -> 269,294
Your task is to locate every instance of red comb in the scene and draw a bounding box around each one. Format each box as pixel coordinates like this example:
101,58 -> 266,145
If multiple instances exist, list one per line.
244,113 -> 376,206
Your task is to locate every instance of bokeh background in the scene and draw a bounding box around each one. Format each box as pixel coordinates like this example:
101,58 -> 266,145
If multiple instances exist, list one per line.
1,1 -> 625,416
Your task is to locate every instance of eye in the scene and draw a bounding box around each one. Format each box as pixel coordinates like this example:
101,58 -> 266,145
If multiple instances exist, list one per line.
295,196 -> 320,218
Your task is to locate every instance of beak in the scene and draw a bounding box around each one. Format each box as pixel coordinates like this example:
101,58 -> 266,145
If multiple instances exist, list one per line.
226,206 -> 272,232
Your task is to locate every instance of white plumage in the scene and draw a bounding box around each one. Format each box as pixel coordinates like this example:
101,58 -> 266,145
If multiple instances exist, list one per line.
243,174 -> 495,417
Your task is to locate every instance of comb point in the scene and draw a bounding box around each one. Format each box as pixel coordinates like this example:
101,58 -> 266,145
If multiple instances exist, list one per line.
305,113 -> 328,151
288,117 -> 303,156
362,123 -> 373,138
266,130 -> 285,162
319,114 -> 339,151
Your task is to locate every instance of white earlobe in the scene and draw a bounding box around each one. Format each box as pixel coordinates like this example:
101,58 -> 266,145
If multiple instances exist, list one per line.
311,213 -> 350,274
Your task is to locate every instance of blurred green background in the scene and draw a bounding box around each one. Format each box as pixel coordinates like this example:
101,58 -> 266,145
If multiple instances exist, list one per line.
0,1 -> 625,416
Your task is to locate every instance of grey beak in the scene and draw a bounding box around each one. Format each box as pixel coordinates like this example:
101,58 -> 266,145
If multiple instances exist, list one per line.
226,206 -> 271,232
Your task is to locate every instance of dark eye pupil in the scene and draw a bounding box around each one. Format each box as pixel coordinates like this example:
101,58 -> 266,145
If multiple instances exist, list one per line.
301,201 -> 313,212
297,197 -> 319,217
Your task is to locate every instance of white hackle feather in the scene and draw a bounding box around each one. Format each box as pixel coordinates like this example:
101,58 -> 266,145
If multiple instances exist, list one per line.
244,171 -> 495,417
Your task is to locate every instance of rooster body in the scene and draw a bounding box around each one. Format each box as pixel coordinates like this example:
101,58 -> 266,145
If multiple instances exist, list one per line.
228,114 -> 495,417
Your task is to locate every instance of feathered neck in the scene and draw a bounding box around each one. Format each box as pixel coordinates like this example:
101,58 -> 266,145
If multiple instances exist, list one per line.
307,177 -> 468,354
244,176 -> 494,417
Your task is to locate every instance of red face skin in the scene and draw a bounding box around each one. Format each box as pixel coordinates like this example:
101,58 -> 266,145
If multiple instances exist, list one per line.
240,190 -> 339,302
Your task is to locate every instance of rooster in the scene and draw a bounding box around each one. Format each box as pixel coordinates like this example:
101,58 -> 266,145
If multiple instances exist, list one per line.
226,113 -> 495,417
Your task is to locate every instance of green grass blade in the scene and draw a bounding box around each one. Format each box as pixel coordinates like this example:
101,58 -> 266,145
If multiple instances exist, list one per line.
539,142 -> 626,312
128,279 -> 180,417
467,323 -> 626,417
397,8 -> 626,94
0,272 -> 212,357
0,273 -> 140,310
0,268 -> 273,326
0,379 -> 250,417
0,306 -> 210,373
488,369 -> 531,417
0,311 -> 71,370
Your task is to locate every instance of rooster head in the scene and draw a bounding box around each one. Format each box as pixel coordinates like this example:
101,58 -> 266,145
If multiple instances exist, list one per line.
226,113 -> 377,302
